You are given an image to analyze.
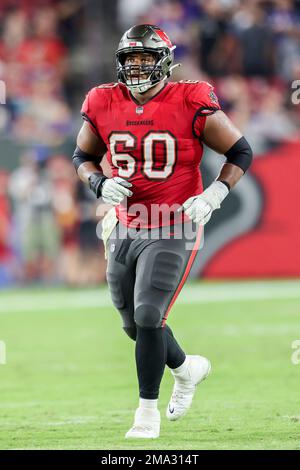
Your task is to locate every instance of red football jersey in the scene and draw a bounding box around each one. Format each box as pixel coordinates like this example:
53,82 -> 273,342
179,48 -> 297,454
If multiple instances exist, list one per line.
81,81 -> 221,228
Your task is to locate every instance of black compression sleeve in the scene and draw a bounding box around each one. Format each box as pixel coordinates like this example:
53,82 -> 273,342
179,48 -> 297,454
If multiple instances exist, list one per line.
72,146 -> 101,172
224,136 -> 253,173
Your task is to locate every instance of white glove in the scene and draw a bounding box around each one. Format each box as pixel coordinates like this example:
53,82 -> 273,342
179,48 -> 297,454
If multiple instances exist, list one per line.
101,207 -> 118,259
178,181 -> 229,225
102,177 -> 133,206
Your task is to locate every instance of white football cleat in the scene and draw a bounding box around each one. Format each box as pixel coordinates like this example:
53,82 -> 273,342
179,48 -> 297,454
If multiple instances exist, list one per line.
166,355 -> 211,421
125,407 -> 160,439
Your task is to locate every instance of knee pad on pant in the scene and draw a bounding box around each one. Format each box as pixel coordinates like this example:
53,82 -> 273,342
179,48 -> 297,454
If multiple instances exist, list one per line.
134,304 -> 162,329
123,326 -> 137,341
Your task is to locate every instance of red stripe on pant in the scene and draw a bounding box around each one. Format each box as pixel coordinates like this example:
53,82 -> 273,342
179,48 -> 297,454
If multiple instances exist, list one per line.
162,226 -> 203,327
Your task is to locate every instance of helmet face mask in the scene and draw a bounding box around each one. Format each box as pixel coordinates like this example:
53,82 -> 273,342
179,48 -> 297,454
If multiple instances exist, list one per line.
116,25 -> 178,94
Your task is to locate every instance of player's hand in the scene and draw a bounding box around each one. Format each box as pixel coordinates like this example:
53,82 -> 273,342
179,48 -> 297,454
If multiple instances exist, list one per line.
101,177 -> 133,206
178,181 -> 229,225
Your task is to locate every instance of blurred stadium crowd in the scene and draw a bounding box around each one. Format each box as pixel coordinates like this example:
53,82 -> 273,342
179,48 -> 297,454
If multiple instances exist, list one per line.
0,0 -> 299,286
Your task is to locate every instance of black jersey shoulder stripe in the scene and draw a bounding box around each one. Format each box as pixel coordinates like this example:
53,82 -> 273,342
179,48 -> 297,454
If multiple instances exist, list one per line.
192,107 -> 220,139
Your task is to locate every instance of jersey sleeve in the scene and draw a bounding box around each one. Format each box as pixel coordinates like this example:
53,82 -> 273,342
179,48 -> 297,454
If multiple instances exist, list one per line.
187,82 -> 221,139
80,87 -> 102,137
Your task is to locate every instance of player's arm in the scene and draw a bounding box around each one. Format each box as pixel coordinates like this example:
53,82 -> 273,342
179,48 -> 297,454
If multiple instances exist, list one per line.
180,110 -> 253,225
202,110 -> 251,189
73,121 -> 132,204
75,121 -> 107,184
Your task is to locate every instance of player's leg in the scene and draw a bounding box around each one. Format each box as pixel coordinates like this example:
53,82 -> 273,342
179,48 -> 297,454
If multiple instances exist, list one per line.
127,224 -> 210,436
105,224 -> 188,433
164,324 -> 186,369
107,243 -> 163,439
104,224 -> 181,353
106,224 -> 163,439
133,324 -> 186,402
124,324 -> 188,439
119,315 -> 186,370
111,221 -> 209,437
105,225 -> 136,341
126,235 -> 198,438
106,225 -> 163,439
161,227 -> 211,422
106,223 -> 189,369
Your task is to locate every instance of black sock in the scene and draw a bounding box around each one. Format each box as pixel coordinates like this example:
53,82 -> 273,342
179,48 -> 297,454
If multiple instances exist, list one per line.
126,323 -> 186,370
135,326 -> 167,399
164,324 -> 186,369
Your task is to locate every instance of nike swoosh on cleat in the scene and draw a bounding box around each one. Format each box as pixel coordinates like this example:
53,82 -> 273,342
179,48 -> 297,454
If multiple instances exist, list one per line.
169,405 -> 174,414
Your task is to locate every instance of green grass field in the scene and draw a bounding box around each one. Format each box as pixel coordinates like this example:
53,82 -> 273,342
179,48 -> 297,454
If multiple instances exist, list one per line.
0,280 -> 300,450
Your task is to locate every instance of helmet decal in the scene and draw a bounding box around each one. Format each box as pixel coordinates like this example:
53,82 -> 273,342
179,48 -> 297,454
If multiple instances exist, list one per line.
154,29 -> 173,48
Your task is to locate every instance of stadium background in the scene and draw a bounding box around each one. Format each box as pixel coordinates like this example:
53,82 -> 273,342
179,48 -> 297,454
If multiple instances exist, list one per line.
1,0 -> 300,451
0,0 -> 299,287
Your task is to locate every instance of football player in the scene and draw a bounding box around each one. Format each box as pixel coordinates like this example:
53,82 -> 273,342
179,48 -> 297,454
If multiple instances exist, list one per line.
72,24 -> 252,439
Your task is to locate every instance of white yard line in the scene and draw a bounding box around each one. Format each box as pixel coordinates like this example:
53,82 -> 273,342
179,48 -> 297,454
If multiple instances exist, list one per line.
0,280 -> 300,314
